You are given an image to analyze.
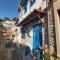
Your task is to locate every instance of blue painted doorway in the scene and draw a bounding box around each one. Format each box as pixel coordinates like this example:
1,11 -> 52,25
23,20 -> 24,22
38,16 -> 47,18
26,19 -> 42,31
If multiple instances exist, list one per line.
32,23 -> 43,60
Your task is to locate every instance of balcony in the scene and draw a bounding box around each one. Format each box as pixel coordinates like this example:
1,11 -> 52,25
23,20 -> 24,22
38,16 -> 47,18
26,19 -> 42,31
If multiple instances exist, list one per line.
17,9 -> 46,26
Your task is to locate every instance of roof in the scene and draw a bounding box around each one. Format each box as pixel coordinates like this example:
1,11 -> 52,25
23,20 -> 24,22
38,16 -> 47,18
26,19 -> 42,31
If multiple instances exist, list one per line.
17,9 -> 46,26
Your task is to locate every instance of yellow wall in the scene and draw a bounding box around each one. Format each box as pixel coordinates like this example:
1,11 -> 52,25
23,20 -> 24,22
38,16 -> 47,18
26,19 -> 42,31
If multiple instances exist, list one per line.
53,0 -> 60,57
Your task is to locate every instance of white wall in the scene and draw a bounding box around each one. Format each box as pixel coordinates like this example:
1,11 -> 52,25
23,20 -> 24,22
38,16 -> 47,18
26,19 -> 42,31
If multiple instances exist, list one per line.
19,25 -> 33,51
13,26 -> 21,44
19,0 -> 47,23
18,0 -> 47,50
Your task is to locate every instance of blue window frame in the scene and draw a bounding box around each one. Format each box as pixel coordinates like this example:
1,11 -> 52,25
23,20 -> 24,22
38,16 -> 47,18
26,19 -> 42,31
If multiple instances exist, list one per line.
30,0 -> 35,7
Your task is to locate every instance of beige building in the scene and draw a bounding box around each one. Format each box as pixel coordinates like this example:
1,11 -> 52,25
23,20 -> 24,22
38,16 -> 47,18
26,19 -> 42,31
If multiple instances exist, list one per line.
53,0 -> 60,57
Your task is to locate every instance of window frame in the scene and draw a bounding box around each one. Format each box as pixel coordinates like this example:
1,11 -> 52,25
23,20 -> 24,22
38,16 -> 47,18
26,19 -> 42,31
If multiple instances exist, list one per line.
30,0 -> 35,8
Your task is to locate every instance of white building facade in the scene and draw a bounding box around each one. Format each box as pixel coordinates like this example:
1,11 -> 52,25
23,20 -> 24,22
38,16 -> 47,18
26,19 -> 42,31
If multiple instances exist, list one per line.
18,0 -> 47,50
17,0 -> 58,59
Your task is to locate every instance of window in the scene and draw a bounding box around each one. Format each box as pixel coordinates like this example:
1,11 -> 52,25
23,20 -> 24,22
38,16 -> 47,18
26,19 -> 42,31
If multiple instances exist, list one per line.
21,27 -> 26,39
24,6 -> 27,14
20,0 -> 28,14
20,0 -> 28,6
30,0 -> 35,7
23,1 -> 28,14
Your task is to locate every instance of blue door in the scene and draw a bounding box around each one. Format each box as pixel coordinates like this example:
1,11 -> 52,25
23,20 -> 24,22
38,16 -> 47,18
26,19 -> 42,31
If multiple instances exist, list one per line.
32,23 -> 43,60
33,23 -> 42,49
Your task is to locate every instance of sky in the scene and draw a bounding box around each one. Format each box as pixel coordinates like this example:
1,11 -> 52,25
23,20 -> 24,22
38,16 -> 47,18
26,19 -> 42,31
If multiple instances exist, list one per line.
0,0 -> 19,19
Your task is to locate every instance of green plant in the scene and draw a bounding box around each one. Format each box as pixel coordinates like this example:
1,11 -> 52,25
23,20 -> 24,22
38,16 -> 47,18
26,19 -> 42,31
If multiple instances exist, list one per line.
44,52 -> 50,60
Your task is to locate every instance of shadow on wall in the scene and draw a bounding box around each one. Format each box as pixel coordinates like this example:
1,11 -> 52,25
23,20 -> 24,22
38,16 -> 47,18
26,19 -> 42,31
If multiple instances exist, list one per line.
20,25 -> 32,39
0,41 -> 32,60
